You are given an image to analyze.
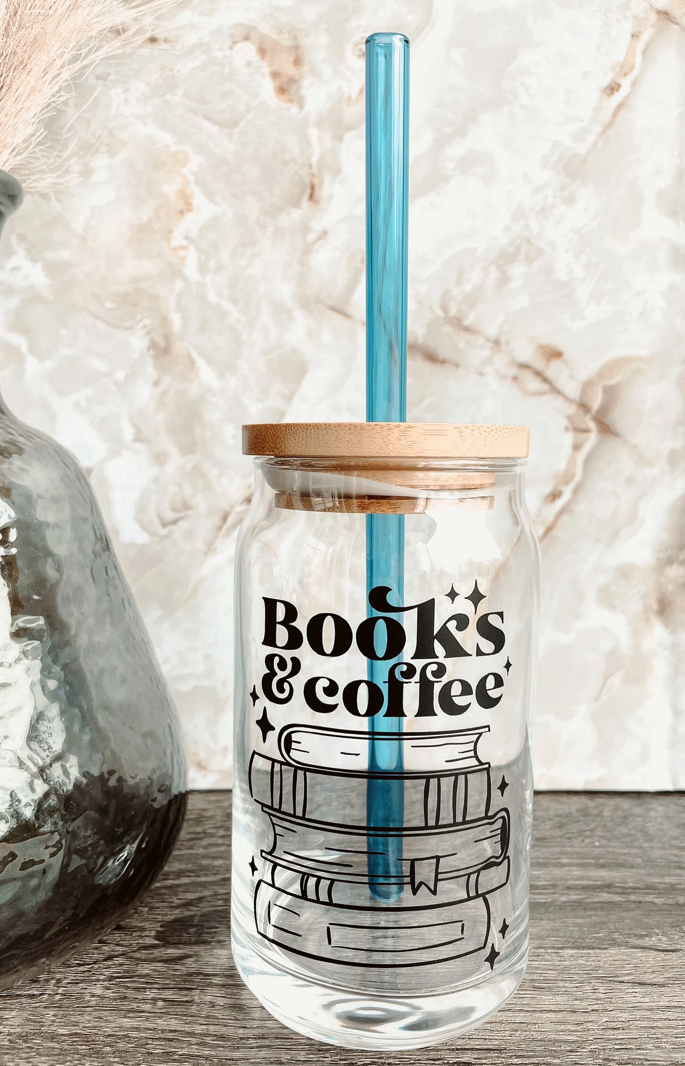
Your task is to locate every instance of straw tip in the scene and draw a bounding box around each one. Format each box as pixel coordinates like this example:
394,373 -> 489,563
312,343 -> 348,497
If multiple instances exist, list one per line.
365,32 -> 409,47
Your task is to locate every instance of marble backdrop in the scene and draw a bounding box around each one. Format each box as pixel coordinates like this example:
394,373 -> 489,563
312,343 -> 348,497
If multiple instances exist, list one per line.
0,0 -> 682,788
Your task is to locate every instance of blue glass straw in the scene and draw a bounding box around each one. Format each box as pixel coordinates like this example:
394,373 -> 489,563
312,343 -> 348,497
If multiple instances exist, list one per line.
365,32 -> 409,901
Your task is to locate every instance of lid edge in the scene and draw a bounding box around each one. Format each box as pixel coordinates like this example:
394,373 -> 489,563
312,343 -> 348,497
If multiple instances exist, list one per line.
243,422 -> 529,459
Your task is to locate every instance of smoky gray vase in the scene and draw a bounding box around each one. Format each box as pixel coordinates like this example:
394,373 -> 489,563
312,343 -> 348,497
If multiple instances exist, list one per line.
0,171 -> 187,990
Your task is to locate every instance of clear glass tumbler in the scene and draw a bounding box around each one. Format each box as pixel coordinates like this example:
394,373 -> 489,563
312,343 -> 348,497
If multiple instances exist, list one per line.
232,422 -> 539,1049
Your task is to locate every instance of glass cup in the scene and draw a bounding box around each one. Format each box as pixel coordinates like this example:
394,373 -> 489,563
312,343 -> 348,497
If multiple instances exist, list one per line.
231,422 -> 539,1050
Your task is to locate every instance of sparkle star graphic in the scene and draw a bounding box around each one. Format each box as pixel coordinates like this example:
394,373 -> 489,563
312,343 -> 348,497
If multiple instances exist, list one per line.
249,685 -> 259,706
249,856 -> 258,877
465,579 -> 486,612
499,918 -> 509,939
497,775 -> 509,796
445,584 -> 459,604
504,657 -> 512,675
484,944 -> 500,970
256,708 -> 274,743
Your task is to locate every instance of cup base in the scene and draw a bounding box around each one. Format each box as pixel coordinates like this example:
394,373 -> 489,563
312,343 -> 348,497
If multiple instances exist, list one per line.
231,925 -> 527,1050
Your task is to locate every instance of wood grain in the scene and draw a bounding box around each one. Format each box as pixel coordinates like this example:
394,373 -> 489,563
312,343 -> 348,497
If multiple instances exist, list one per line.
242,422 -> 530,458
1,792 -> 683,1066
274,491 -> 494,513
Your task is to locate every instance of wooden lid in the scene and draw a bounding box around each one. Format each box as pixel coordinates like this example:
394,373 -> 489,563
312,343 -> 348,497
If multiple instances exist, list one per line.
243,422 -> 529,458
275,492 -> 494,514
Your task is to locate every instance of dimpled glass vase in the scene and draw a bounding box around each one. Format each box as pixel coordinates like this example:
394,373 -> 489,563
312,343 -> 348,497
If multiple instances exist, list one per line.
0,171 -> 187,990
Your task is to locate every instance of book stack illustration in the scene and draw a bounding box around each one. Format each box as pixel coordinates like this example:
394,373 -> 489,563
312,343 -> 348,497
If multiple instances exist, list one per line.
249,724 -> 510,967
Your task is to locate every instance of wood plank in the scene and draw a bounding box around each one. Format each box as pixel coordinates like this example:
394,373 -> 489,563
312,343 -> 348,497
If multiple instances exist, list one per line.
0,792 -> 683,1066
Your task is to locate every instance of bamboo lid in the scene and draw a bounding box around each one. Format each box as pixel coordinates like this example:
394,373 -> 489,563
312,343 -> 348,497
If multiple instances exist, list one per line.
243,422 -> 529,459
274,492 -> 493,514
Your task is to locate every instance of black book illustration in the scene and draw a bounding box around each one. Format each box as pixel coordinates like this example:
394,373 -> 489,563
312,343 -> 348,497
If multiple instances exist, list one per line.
255,884 -> 492,968
249,724 -> 510,968
249,752 -> 492,828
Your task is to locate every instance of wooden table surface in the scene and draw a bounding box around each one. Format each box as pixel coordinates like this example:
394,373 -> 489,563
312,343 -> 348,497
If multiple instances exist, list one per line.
1,791 -> 683,1066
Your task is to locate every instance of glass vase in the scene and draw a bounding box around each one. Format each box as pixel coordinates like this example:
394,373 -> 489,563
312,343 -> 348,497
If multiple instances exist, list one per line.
0,170 -> 187,990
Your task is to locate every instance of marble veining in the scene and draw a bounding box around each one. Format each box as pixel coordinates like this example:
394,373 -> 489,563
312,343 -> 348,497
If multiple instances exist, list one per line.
0,0 -> 682,788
